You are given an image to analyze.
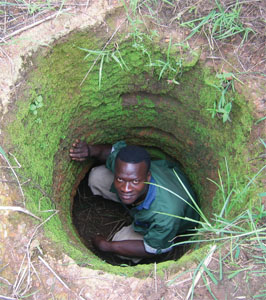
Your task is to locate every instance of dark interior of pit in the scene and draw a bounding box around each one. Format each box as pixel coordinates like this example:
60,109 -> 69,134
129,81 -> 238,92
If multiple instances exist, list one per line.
72,154 -> 195,266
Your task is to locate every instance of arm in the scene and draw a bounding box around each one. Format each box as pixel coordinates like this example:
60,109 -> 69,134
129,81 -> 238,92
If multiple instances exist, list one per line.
69,139 -> 112,162
92,236 -> 154,258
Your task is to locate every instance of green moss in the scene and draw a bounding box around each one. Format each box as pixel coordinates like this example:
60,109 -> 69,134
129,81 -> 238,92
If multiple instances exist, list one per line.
4,20 -> 259,277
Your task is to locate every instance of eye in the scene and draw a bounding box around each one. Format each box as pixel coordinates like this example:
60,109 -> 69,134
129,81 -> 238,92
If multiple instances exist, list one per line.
116,177 -> 123,182
133,179 -> 139,184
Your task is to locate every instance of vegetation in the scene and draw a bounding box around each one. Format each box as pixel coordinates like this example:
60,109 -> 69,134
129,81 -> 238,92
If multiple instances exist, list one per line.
154,155 -> 266,298
180,0 -> 254,44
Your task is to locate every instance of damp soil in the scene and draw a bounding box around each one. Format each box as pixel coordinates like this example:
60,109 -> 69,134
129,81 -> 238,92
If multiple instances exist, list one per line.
72,171 -> 191,266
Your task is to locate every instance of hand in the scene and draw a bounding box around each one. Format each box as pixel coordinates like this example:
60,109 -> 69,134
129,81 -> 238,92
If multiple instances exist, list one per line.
69,139 -> 89,161
92,235 -> 109,252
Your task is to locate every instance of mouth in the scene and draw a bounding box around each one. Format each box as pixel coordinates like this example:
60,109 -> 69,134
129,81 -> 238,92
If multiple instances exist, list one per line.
119,193 -> 135,201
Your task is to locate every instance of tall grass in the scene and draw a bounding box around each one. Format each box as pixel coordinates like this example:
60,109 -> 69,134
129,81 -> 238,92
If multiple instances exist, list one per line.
78,47 -> 129,89
151,153 -> 265,298
180,0 -> 254,44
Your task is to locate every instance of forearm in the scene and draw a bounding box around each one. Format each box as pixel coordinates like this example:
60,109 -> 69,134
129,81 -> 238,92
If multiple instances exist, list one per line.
97,239 -> 154,258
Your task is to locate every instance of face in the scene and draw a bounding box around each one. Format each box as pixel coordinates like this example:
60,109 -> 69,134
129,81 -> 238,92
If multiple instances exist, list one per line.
114,158 -> 151,205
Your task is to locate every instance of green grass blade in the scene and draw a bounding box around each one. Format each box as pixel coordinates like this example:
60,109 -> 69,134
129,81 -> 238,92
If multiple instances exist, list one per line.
255,116 -> 266,125
111,52 -> 123,69
219,249 -> 223,280
153,211 -> 207,227
162,0 -> 175,7
0,145 -> 8,160
227,267 -> 251,280
259,138 -> 266,149
98,54 -> 105,90
203,264 -> 218,285
202,273 -> 218,300
172,169 -> 211,226
147,180 -> 208,225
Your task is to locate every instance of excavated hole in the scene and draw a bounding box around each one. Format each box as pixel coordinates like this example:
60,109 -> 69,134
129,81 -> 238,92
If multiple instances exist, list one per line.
3,20 -> 256,275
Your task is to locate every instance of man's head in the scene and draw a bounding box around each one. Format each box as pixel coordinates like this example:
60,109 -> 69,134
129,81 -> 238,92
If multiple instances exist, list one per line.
114,145 -> 151,205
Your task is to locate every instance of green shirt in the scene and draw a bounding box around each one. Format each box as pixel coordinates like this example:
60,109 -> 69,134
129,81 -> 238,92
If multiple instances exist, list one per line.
106,141 -> 199,254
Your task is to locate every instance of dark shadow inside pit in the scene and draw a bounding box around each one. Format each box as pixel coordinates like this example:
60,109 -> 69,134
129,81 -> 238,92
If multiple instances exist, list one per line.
72,152 -> 196,266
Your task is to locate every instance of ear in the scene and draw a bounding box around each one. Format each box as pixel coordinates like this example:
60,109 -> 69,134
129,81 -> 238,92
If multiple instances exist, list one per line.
147,171 -> 151,182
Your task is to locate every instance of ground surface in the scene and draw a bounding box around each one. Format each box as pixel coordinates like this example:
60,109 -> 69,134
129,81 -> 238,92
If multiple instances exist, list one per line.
0,0 -> 265,299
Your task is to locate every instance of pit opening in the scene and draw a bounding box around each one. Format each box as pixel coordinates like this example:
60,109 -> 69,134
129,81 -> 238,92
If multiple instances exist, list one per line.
2,9 -> 259,277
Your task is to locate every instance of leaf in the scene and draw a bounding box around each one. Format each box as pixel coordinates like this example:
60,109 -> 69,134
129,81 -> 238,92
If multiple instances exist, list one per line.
259,138 -> 266,149
98,55 -> 105,90
0,145 -> 8,159
203,264 -> 218,285
36,95 -> 43,103
36,102 -> 43,109
255,116 -> 266,125
234,246 -> 240,259
30,104 -> 36,111
227,267 -> 250,279
225,102 -> 232,113
111,52 -> 123,69
222,112 -> 229,123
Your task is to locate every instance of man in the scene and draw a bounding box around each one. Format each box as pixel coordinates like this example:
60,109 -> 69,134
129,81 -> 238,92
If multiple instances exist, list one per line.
70,140 -> 199,262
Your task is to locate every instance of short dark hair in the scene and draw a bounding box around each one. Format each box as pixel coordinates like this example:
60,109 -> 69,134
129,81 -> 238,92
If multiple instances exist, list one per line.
116,145 -> 151,172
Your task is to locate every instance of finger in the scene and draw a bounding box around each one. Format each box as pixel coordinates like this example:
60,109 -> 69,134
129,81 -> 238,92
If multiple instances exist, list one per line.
72,139 -> 81,147
69,148 -> 85,154
70,157 -> 86,162
69,153 -> 85,158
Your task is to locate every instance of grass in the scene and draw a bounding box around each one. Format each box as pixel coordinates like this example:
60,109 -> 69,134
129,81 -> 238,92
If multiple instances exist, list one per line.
149,37 -> 182,82
180,0 -> 255,45
255,116 -> 266,125
206,72 -> 243,122
78,47 -> 129,89
150,150 -> 266,298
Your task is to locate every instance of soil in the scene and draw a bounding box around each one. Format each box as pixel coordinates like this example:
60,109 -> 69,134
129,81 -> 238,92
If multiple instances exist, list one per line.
0,1 -> 265,299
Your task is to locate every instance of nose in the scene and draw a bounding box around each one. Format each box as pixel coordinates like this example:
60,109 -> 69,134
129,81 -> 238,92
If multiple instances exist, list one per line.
121,181 -> 132,193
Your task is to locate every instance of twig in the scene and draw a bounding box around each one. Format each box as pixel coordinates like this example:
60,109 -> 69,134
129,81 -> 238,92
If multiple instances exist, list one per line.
12,254 -> 28,296
0,263 -> 9,273
26,210 -> 58,249
0,206 -> 42,221
0,153 -> 25,205
38,256 -> 70,290
0,276 -> 12,286
3,8 -> 72,41
12,211 -> 58,297
85,0 -> 90,10
185,245 -> 217,300
0,296 -> 16,300
154,262 -> 157,293
106,220 -> 126,241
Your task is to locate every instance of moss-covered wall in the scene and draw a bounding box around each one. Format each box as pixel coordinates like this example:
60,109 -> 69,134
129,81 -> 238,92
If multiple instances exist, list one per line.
4,17 -> 259,277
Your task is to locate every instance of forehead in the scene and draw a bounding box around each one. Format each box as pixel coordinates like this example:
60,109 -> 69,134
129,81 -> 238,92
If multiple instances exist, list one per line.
115,159 -> 148,178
